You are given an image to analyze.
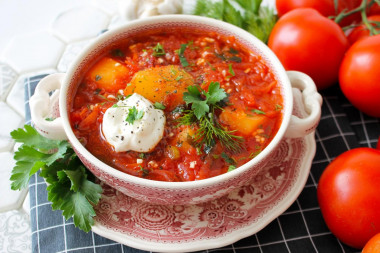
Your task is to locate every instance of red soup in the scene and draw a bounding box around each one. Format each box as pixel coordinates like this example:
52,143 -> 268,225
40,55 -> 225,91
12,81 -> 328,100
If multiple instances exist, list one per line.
70,28 -> 283,182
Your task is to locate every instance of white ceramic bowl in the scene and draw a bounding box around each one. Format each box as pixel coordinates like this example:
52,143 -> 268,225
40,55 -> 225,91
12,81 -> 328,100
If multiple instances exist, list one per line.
29,15 -> 322,205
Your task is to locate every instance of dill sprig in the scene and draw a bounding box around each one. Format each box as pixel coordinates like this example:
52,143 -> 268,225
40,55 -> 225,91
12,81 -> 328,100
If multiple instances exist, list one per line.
197,108 -> 243,153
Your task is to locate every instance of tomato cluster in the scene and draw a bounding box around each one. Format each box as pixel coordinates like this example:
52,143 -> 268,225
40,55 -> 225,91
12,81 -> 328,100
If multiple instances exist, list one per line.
269,0 -> 380,118
269,0 -> 380,250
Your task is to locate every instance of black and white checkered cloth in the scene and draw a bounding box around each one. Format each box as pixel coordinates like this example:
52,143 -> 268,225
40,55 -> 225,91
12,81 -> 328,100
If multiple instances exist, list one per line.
25,74 -> 379,253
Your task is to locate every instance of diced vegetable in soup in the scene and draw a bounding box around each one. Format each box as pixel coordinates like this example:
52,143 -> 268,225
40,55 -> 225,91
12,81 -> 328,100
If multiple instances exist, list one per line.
70,29 -> 283,182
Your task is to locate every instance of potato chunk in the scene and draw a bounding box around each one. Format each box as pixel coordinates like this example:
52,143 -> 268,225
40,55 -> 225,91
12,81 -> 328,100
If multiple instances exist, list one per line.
125,65 -> 193,110
219,108 -> 267,135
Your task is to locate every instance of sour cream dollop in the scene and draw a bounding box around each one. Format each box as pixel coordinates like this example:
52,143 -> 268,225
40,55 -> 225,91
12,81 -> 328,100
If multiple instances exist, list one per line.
102,93 -> 165,152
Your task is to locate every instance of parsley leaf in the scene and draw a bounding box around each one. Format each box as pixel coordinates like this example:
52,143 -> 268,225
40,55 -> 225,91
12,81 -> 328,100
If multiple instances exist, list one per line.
179,82 -> 243,152
10,135 -> 70,189
207,82 -> 227,105
45,141 -> 71,166
193,0 -> 223,20
183,82 -> 227,119
223,0 -> 244,27
193,0 -> 278,43
10,125 -> 102,233
152,43 -> 165,57
184,86 -> 207,119
11,145 -> 46,190
62,190 -> 96,232
47,165 -> 102,232
10,125 -> 59,152
185,85 -> 202,99
244,6 -> 277,44
192,101 -> 209,120
125,106 -> 145,124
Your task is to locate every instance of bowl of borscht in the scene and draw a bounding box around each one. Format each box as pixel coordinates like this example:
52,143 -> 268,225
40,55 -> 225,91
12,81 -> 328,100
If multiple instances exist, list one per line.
29,15 -> 322,205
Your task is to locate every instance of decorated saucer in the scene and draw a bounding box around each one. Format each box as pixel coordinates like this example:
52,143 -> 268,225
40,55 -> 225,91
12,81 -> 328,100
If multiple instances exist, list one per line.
92,93 -> 316,252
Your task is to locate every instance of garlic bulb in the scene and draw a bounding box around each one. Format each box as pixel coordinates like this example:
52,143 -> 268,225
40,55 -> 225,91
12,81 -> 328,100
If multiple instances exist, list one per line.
117,0 -> 183,21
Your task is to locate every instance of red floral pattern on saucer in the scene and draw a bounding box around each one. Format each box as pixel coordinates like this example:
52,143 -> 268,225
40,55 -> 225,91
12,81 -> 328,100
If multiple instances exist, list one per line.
93,134 -> 314,252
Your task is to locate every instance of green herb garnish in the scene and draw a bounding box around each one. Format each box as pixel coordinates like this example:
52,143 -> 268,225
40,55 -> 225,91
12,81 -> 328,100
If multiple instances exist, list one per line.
178,82 -> 243,152
154,102 -> 166,110
228,165 -> 237,172
215,52 -> 242,63
139,165 -> 150,177
228,64 -> 235,76
116,94 -> 125,101
221,152 -> 237,165
215,52 -> 227,61
125,106 -> 144,124
97,94 -> 112,102
182,82 -> 225,119
193,0 -> 278,43
10,125 -> 102,233
152,43 -> 165,57
229,48 -> 239,54
229,56 -> 242,63
177,44 -> 189,67
95,75 -> 102,81
251,109 -> 266,115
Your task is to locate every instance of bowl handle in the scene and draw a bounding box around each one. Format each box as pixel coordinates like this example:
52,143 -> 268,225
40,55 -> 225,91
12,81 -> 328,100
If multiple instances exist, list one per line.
29,73 -> 68,140
284,71 -> 323,138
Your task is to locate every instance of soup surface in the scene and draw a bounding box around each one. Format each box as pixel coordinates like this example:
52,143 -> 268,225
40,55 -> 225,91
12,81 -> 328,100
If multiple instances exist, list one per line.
70,28 -> 283,182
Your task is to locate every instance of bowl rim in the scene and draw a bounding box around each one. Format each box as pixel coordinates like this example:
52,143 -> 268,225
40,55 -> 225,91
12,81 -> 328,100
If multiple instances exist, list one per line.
60,14 -> 293,190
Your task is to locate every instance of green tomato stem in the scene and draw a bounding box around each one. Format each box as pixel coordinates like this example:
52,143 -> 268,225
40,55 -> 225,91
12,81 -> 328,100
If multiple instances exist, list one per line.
361,2 -> 380,35
334,0 -> 375,24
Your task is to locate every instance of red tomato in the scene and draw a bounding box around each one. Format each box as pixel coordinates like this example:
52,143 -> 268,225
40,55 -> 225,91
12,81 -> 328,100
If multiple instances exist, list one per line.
362,233 -> 380,253
276,0 -> 335,17
368,2 -> 380,16
347,15 -> 380,44
339,35 -> 380,117
317,148 -> 380,249
268,8 -> 348,90
275,0 -> 362,26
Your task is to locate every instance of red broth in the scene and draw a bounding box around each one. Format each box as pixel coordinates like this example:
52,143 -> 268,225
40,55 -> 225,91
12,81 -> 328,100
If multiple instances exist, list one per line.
70,29 -> 283,182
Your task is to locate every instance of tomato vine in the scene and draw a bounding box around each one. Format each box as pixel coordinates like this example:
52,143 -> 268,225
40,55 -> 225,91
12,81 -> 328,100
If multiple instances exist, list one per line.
334,0 -> 380,35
